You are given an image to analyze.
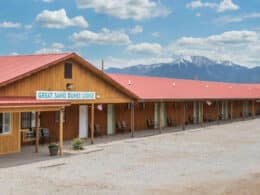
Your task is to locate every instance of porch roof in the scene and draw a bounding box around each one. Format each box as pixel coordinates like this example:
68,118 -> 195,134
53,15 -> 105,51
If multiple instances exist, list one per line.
0,96 -> 70,111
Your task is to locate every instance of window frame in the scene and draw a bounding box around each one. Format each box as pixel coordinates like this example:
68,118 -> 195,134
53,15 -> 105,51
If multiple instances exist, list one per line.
64,62 -> 72,79
21,112 -> 33,129
0,112 -> 12,135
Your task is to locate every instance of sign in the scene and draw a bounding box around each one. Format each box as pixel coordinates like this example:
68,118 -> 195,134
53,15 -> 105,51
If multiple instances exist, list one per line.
36,91 -> 96,100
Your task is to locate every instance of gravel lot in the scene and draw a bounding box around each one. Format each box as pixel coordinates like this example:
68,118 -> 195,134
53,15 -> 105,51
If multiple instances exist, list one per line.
1,119 -> 260,195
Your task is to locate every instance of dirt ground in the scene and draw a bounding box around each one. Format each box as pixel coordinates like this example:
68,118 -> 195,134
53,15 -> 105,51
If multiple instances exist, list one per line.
1,118 -> 260,195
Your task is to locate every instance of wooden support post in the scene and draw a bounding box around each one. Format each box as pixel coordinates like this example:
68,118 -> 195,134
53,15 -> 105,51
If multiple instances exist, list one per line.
230,101 -> 233,121
59,108 -> 64,156
183,102 -> 186,130
200,102 -> 203,127
90,103 -> 95,144
252,100 -> 256,118
217,101 -> 220,124
35,112 -> 40,153
159,102 -> 163,133
130,102 -> 135,138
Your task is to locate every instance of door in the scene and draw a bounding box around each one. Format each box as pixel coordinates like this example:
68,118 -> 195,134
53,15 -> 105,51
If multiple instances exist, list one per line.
161,102 -> 167,128
154,103 -> 160,128
79,105 -> 88,138
107,104 -> 115,135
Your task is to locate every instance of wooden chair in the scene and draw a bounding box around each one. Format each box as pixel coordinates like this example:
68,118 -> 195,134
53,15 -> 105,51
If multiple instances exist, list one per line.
188,116 -> 193,124
116,120 -> 129,133
39,128 -> 51,144
121,121 -> 129,132
167,117 -> 173,127
116,121 -> 123,133
146,119 -> 154,129
94,124 -> 102,136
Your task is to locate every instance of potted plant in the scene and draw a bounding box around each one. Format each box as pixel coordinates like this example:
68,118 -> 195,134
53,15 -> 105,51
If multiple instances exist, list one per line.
48,143 -> 59,156
72,138 -> 84,150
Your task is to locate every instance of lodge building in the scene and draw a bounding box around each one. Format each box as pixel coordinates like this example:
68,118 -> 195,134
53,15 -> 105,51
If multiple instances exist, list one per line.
0,52 -> 259,155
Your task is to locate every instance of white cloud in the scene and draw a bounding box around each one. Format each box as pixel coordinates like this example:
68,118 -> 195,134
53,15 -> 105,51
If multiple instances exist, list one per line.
167,30 -> 260,67
35,42 -> 65,54
216,13 -> 260,24
76,0 -> 171,20
186,0 -> 239,12
24,24 -> 33,30
186,0 -> 217,9
0,21 -> 21,28
196,12 -> 201,17
70,29 -> 131,45
152,32 -> 160,37
218,0 -> 239,12
127,42 -> 162,56
130,25 -> 143,34
42,0 -> 53,2
36,9 -> 88,29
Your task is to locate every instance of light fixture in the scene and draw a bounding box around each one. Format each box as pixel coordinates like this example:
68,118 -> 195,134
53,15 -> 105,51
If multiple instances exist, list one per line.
66,83 -> 74,90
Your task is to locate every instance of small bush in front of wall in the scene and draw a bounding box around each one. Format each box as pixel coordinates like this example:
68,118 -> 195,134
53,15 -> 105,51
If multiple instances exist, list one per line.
72,138 -> 84,150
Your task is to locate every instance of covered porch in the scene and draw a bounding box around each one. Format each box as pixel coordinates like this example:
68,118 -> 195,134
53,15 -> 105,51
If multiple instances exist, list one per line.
0,97 -> 70,156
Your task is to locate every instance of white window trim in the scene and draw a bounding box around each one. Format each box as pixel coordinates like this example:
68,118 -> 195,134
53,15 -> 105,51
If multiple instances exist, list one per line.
0,112 -> 12,135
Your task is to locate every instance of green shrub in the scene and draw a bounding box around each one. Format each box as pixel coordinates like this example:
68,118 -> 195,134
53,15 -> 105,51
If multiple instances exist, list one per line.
48,143 -> 58,149
72,138 -> 84,150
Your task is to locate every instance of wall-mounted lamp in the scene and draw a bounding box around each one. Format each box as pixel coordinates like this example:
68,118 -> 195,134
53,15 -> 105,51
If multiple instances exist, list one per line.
66,83 -> 74,90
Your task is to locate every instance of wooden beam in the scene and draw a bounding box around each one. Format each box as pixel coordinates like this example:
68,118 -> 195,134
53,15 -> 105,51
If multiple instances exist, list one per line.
130,102 -> 135,138
200,102 -> 203,126
59,108 -> 64,156
159,102 -> 163,133
217,101 -> 220,124
252,100 -> 256,118
183,102 -> 186,130
0,106 -> 67,113
90,103 -> 95,144
230,101 -> 233,120
35,112 -> 40,153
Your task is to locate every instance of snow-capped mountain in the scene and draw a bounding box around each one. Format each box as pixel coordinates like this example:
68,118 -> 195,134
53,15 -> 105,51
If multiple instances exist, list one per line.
106,56 -> 260,83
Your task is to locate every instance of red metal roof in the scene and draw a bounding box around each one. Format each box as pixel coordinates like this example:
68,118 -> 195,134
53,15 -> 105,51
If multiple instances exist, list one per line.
0,53 -> 138,99
0,53 -> 74,86
109,74 -> 260,100
0,97 -> 70,107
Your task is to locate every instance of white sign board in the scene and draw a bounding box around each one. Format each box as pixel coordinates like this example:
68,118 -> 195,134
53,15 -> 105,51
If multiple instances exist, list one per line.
36,91 -> 96,100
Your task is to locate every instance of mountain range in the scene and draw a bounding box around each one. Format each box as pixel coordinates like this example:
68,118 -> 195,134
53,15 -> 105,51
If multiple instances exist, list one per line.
106,56 -> 260,83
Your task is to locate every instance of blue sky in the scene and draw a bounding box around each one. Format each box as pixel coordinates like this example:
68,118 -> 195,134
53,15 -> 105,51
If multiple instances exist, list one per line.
0,0 -> 259,68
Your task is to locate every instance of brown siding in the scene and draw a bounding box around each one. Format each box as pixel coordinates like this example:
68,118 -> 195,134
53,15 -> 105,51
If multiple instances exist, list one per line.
40,105 -> 79,141
166,102 -> 185,126
203,101 -> 218,121
185,102 -> 194,124
0,60 -> 132,104
0,113 -> 20,154
88,104 -> 107,136
134,102 -> 154,130
256,102 -> 260,115
232,101 -> 243,119
115,103 -> 131,132
115,103 -> 154,131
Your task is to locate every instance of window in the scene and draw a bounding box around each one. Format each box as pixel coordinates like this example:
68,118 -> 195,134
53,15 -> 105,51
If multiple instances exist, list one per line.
64,62 -> 72,79
55,110 -> 66,123
21,112 -> 32,129
0,113 -> 11,134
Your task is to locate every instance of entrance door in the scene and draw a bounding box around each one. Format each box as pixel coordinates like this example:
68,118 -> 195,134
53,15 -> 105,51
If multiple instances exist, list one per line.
161,103 -> 167,128
79,105 -> 88,138
154,103 -> 160,128
107,104 -> 115,135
